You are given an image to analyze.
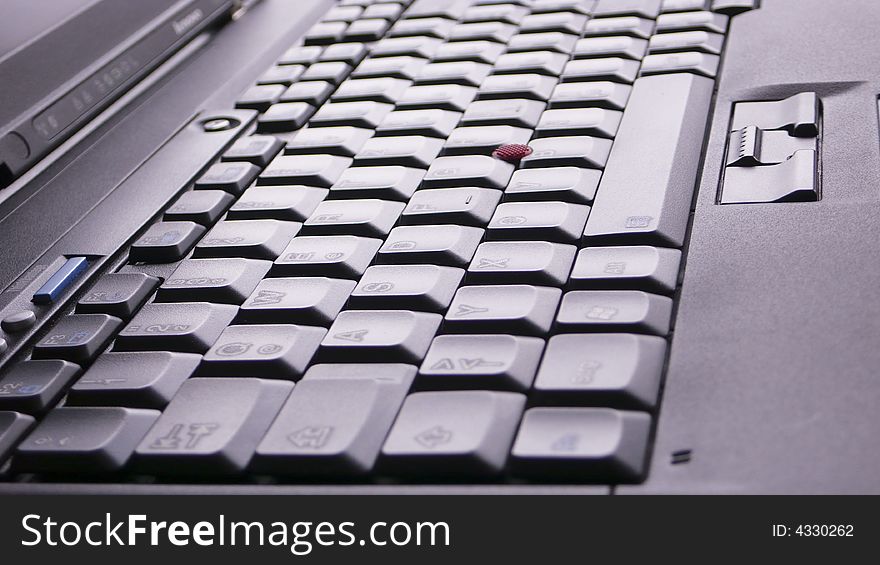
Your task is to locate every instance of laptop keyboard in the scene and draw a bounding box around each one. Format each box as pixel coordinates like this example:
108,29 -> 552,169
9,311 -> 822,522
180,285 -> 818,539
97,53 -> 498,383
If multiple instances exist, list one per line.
0,0 -> 754,484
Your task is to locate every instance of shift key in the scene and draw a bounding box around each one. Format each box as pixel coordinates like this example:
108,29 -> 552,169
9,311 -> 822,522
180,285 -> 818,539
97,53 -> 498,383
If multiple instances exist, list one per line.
583,73 -> 714,247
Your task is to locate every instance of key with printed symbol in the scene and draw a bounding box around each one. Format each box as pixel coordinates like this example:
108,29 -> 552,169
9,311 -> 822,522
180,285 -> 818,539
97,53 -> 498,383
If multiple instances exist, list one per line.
380,391 -> 526,476
135,378 -> 292,475
0,360 -> 80,414
194,162 -> 260,195
259,154 -> 352,187
468,241 -> 576,286
164,190 -> 234,225
401,187 -> 501,226
376,109 -> 462,138
511,407 -> 652,481
555,290 -> 674,335
378,224 -> 483,267
129,221 -> 205,263
506,167 -> 602,204
115,302 -> 238,354
15,407 -> 160,474
521,136 -> 613,169
156,258 -> 271,304
423,155 -> 515,189
282,127 -> 372,157
253,364 -> 415,475
32,314 -> 121,363
193,219 -> 301,260
271,235 -> 381,278
445,285 -> 562,336
419,335 -> 544,392
533,334 -> 667,409
67,351 -> 200,409
319,310 -> 442,363
443,126 -> 532,157
76,273 -> 158,319
488,201 -> 591,244
350,265 -> 464,312
200,324 -> 326,378
236,277 -> 355,325
354,136 -> 444,168
303,198 -> 404,238
227,186 -> 327,222
569,246 -> 682,293
330,165 -> 425,201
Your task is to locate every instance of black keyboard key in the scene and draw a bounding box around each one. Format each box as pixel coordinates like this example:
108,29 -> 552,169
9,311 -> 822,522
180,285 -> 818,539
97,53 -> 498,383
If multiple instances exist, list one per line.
164,190 -> 233,225
237,277 -> 355,325
569,246 -> 682,293
157,258 -> 271,304
330,166 -> 425,201
223,137 -> 283,172
556,290 -> 674,335
511,407 -> 651,481
260,154 -> 352,186
488,202 -> 590,244
419,334 -> 544,391
280,81 -> 335,106
116,302 -> 237,353
533,333 -> 667,409
271,235 -> 381,278
303,198 -> 404,237
521,136 -> 612,169
468,241 -> 576,286
236,84 -> 285,111
423,155 -> 514,189
193,219 -> 301,260
194,162 -> 260,195
228,186 -> 327,222
76,273 -> 158,319
584,74 -> 713,246
355,135 -> 444,167
351,265 -> 464,312
16,407 -> 159,474
443,125 -> 532,155
320,310 -> 441,363
67,351 -> 200,409
378,224 -> 483,267
135,378 -> 292,475
401,187 -> 501,226
200,324 -> 326,378
0,360 -> 80,414
506,167 -> 601,204
0,411 -> 34,464
380,390 -> 525,476
32,314 -> 121,363
332,77 -> 412,104
257,102 -> 315,133
283,127 -> 372,157
129,221 -> 205,263
445,285 -> 561,336
253,364 -> 414,476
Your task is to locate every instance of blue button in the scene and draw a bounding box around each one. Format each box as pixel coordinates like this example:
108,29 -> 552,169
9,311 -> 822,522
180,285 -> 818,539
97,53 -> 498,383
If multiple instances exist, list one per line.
32,257 -> 89,304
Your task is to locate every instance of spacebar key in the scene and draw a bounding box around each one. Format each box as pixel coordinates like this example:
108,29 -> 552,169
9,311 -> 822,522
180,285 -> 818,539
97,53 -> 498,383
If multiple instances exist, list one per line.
583,73 -> 714,247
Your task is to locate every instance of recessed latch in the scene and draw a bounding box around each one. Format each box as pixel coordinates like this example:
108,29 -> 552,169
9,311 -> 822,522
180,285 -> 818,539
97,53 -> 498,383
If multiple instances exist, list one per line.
719,92 -> 820,204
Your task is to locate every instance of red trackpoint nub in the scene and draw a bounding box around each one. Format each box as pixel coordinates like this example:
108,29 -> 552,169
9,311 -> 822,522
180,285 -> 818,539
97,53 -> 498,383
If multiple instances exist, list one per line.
492,143 -> 533,162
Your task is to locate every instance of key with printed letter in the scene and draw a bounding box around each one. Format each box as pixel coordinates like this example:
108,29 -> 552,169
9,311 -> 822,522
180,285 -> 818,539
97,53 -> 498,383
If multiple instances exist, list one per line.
135,378 -> 292,474
319,310 -> 442,363
303,199 -> 404,237
350,265 -> 464,312
253,364 -> 415,475
445,285 -> 562,336
271,235 -> 381,278
236,277 -> 355,325
468,241 -> 576,286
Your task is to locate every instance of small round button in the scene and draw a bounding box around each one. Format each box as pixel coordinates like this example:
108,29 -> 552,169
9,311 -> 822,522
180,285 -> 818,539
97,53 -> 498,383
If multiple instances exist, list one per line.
1,310 -> 36,333
201,117 -> 240,132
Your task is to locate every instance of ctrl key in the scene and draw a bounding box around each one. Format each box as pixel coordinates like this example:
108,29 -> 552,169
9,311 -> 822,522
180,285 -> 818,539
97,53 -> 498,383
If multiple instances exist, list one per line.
511,408 -> 651,482
14,407 -> 159,474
